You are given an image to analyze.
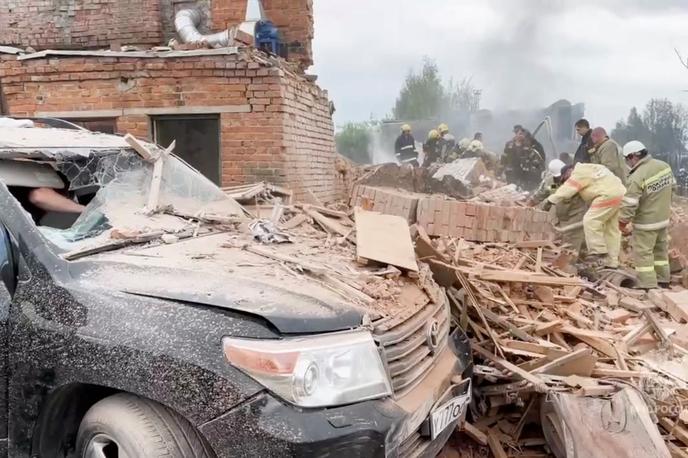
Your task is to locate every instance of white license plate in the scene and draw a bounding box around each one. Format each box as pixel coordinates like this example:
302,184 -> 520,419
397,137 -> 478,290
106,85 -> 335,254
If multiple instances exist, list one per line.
429,392 -> 471,439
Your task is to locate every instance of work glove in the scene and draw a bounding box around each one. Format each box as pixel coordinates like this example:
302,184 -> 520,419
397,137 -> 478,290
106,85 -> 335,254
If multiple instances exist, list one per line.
619,220 -> 632,236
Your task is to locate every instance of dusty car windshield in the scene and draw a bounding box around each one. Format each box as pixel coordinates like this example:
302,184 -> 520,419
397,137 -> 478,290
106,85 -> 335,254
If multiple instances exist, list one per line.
40,151 -> 242,251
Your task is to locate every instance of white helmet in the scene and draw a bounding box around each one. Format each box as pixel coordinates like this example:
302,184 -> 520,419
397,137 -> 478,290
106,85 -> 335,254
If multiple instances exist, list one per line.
548,159 -> 566,178
468,140 -> 484,152
622,140 -> 646,157
458,138 -> 471,150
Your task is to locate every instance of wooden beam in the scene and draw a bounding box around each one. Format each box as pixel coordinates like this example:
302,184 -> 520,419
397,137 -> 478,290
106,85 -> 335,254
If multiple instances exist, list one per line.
532,348 -> 596,377
487,429 -> 509,458
124,133 -> 158,162
462,422 -> 487,446
472,343 -> 548,392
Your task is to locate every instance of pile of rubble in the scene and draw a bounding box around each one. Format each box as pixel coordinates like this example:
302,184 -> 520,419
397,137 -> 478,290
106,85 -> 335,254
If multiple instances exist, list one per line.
419,233 -> 688,458
228,167 -> 688,458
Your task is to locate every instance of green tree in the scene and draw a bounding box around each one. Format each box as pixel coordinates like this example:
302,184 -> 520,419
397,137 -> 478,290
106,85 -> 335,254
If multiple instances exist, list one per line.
393,58 -> 446,120
392,59 -> 481,121
335,122 -> 372,164
612,99 -> 688,166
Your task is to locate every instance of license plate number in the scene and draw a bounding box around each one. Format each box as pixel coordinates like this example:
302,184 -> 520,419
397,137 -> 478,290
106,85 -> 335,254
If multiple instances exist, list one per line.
429,393 -> 470,439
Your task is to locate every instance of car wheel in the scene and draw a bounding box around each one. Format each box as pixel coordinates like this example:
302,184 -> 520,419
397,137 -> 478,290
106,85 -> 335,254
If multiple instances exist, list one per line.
75,393 -> 215,458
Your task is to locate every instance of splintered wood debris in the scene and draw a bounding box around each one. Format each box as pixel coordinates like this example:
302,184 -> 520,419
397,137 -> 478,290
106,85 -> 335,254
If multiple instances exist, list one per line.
417,232 -> 688,457
208,181 -> 688,457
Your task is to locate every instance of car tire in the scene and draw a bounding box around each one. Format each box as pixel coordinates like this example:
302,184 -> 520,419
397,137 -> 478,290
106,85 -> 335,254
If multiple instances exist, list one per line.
75,393 -> 215,458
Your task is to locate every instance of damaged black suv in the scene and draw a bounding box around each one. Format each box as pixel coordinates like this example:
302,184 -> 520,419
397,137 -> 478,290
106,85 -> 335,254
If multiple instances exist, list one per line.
0,120 -> 472,457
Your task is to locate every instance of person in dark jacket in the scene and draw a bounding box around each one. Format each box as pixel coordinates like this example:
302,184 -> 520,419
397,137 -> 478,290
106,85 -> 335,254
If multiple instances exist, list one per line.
574,118 -> 592,164
394,124 -> 418,165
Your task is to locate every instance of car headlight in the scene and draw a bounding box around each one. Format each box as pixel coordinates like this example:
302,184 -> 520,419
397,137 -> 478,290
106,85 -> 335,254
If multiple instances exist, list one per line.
223,330 -> 392,408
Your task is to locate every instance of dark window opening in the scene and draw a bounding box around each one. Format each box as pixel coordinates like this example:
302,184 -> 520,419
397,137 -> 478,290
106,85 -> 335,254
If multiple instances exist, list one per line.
153,115 -> 221,185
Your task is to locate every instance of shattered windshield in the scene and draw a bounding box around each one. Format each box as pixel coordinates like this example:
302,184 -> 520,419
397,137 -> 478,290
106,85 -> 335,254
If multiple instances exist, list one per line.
40,151 -> 243,252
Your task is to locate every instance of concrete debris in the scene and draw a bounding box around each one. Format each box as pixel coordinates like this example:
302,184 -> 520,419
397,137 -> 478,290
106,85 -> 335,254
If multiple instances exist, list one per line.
432,157 -> 488,187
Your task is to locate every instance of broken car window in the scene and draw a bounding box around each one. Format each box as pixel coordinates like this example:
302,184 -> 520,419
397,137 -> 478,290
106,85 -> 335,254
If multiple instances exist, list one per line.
40,151 -> 241,251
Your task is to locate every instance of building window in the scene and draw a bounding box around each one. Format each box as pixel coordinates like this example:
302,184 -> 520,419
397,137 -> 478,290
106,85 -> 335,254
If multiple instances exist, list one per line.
152,115 -> 221,185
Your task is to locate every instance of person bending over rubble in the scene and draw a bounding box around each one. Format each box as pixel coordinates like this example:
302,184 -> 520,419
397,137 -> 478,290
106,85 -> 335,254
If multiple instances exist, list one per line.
530,159 -> 587,260
422,129 -> 442,167
544,162 -> 626,269
619,141 -> 675,289
437,123 -> 457,162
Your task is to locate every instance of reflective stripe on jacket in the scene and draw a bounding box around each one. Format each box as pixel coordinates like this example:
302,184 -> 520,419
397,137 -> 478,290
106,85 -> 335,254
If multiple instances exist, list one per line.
548,163 -> 626,207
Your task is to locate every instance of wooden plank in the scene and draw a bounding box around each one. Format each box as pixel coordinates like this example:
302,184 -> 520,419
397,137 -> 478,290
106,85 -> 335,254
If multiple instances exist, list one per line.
244,245 -> 327,276
662,291 -> 688,323
560,328 -> 617,358
645,310 -> 671,347
472,343 -> 548,391
591,368 -> 652,378
532,348 -> 597,377
619,295 -> 654,313
464,268 -> 583,286
279,213 -> 309,230
667,442 -> 688,458
661,417 -> 688,447
462,422 -> 487,446
487,429 -> 509,458
354,208 -> 418,271
144,140 -> 174,213
124,133 -> 158,161
304,206 -> 356,243
606,308 -> 633,324
534,319 -> 564,336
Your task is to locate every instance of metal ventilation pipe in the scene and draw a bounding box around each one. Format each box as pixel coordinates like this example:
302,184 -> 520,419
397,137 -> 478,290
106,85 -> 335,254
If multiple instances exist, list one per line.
174,9 -> 230,48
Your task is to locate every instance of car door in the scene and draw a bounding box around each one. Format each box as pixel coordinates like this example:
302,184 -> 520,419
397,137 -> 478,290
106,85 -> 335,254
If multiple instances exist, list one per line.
0,223 -> 17,457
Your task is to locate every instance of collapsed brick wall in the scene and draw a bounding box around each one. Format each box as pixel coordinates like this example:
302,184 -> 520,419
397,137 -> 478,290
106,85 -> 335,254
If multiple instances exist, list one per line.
0,50 -> 336,201
0,0 -> 163,49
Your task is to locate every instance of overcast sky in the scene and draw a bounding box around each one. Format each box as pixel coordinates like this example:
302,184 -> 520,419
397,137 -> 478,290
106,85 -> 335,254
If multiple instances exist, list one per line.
311,0 -> 688,131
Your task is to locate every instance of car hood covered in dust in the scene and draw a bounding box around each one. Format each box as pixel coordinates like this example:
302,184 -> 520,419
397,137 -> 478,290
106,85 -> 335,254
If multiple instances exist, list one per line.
68,233 -> 366,334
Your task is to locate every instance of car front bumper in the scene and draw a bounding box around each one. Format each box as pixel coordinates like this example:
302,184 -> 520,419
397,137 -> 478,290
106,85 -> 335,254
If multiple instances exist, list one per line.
200,328 -> 473,458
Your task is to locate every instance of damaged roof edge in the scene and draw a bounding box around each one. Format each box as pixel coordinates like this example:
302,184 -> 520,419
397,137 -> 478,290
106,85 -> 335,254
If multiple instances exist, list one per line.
14,47 -> 240,61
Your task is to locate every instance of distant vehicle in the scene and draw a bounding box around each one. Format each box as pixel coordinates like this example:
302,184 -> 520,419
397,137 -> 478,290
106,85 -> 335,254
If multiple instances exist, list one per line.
0,121 -> 472,457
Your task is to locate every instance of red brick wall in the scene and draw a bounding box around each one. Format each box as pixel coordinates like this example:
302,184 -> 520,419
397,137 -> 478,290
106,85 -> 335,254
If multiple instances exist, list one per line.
1,0 -> 314,69
0,51 -> 336,201
263,0 -> 314,69
211,0 -> 247,30
0,0 -> 163,49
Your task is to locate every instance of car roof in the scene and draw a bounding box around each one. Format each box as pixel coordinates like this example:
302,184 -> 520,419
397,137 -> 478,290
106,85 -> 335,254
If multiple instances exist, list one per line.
0,125 -> 135,160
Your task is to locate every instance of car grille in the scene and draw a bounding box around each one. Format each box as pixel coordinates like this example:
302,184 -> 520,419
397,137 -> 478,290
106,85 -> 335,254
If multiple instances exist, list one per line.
373,296 -> 450,397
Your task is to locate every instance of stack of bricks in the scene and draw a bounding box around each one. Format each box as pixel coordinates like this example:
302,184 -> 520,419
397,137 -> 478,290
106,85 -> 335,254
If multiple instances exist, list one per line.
416,198 -> 553,242
350,185 -> 425,224
0,49 -> 336,202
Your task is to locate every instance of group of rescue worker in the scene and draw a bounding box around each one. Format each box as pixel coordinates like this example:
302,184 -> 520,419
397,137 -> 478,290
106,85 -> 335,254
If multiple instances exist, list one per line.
393,118 -> 675,290
393,123 -> 495,170
531,118 -> 674,290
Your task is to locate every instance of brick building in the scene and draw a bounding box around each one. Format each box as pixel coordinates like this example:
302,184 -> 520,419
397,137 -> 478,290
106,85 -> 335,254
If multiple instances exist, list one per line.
0,0 -> 337,201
